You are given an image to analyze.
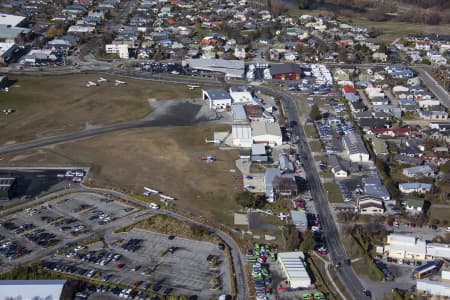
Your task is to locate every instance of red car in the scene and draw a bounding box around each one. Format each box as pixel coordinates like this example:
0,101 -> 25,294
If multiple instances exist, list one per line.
116,263 -> 125,269
317,247 -> 328,255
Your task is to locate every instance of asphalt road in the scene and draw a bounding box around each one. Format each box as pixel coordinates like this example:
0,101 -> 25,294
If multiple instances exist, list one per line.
255,85 -> 368,300
414,67 -> 450,106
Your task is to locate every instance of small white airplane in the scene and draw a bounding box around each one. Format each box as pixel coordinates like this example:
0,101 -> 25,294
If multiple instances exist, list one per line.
144,187 -> 159,196
86,81 -> 97,87
187,85 -> 200,90
97,77 -> 107,83
160,194 -> 175,201
114,80 -> 126,86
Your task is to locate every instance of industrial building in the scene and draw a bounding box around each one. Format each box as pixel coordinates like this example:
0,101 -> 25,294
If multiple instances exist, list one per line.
232,124 -> 252,148
0,177 -> 16,200
277,252 -> 311,289
105,44 -> 129,59
251,121 -> 282,146
0,280 -> 67,300
202,89 -> 232,111
342,132 -> 370,162
264,168 -> 297,202
183,58 -> 245,79
270,63 -> 303,80
231,104 -> 247,122
290,210 -> 307,230
229,88 -> 253,104
381,234 -> 427,261
417,279 -> 450,297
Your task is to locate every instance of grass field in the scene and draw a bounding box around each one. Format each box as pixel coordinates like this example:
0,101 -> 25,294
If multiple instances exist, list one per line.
309,140 -> 323,152
323,182 -> 344,203
304,124 -> 319,139
428,206 -> 450,223
0,74 -> 206,145
0,125 -> 240,224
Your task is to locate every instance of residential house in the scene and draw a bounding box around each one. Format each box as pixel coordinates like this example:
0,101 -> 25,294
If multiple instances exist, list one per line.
403,165 -> 434,178
404,197 -> 425,213
399,182 -> 432,194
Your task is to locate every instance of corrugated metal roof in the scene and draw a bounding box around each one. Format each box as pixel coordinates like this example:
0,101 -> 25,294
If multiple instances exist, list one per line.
231,104 -> 247,121
0,280 -> 66,300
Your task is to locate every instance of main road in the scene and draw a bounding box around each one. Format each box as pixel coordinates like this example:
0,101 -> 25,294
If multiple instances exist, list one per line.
255,85 -> 369,300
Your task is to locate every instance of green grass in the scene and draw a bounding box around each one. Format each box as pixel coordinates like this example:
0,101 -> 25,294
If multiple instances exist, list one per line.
314,155 -> 329,162
323,182 -> 344,203
309,140 -> 323,152
304,124 -> 319,138
320,170 -> 334,178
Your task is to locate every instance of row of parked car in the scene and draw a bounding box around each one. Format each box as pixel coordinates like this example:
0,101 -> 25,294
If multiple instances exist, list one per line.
24,228 -> 59,247
0,241 -> 30,259
42,260 -> 112,282
121,239 -> 143,252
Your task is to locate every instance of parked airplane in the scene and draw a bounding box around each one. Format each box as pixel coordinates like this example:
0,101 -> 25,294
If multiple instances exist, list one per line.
144,187 -> 159,196
97,77 -> 107,83
114,80 -> 126,86
199,156 -> 216,162
187,85 -> 200,90
205,139 -> 221,144
86,81 -> 97,87
160,194 -> 174,201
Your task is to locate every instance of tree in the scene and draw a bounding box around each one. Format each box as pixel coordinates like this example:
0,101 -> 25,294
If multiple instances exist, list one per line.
309,104 -> 321,121
234,191 -> 266,208
299,230 -> 315,254
297,0 -> 311,9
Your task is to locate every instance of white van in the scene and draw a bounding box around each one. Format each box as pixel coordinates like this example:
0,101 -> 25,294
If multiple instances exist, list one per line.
149,203 -> 160,209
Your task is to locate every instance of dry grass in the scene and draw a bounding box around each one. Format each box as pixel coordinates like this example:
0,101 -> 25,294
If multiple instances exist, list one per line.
428,206 -> 450,223
324,182 -> 344,203
309,140 -> 323,152
0,74 -> 204,144
0,125 -> 240,224
133,214 -> 221,243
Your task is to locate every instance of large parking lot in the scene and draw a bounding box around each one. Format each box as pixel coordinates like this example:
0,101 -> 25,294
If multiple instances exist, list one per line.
45,228 -> 231,299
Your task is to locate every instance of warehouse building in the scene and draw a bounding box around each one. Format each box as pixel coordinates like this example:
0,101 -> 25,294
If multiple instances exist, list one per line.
417,279 -> 450,297
277,252 -> 311,289
184,58 -> 245,79
426,243 -> 450,260
232,124 -> 252,148
251,121 -> 282,146
383,234 -> 427,261
0,280 -> 67,299
342,132 -> 370,162
231,104 -> 247,122
0,177 -> 16,200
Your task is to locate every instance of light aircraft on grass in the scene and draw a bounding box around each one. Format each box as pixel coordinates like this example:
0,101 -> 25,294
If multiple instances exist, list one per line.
97,77 -> 107,83
187,85 -> 200,90
199,156 -> 216,162
86,81 -> 97,87
114,80 -> 126,86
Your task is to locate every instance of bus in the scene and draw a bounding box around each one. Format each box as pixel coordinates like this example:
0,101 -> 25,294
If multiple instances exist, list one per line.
413,260 -> 443,279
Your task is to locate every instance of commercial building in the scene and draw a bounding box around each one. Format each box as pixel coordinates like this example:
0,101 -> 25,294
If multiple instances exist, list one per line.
202,89 -> 232,111
231,104 -> 247,122
105,44 -> 129,59
426,243 -> 450,260
0,177 -> 16,200
229,88 -> 253,104
0,280 -> 67,300
0,14 -> 26,27
251,121 -> 282,146
277,252 -> 311,289
383,234 -> 427,261
357,195 -> 384,215
362,176 -> 390,201
270,63 -> 302,80
417,279 -> 450,297
232,124 -> 252,148
342,132 -> 370,163
184,58 -> 245,79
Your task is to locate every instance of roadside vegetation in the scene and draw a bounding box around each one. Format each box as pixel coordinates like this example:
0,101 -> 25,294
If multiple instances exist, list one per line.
115,214 -> 221,243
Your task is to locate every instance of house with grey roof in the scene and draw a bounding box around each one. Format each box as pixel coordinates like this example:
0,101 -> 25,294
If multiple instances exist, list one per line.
362,176 -> 390,201
403,165 -> 434,178
399,182 -> 432,194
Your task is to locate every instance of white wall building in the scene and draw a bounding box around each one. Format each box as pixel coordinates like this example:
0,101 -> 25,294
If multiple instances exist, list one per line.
277,252 -> 311,289
202,89 -> 232,111
417,279 -> 450,297
232,124 -> 252,148
105,44 -> 129,59
0,280 -> 67,300
342,132 -> 370,162
251,120 -> 282,146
